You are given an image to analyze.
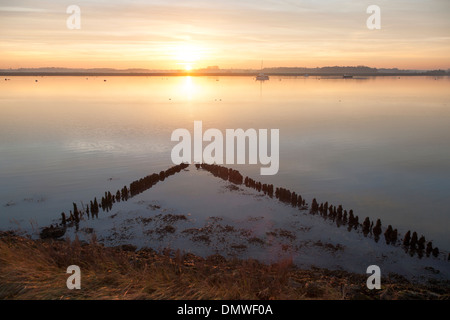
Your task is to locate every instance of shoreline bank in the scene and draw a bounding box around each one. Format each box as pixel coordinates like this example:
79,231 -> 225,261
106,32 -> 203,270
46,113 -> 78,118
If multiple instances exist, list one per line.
0,231 -> 449,300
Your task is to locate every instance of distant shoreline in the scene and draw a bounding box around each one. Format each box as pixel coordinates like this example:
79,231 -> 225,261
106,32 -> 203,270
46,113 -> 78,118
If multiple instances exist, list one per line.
1,72 -> 448,77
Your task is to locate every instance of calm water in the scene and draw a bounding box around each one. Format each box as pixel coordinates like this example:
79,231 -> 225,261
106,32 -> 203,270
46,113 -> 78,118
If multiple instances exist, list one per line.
1,75 -> 449,248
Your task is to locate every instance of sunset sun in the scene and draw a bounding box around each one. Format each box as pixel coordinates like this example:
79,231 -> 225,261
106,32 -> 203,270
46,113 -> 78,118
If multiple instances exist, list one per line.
172,44 -> 205,71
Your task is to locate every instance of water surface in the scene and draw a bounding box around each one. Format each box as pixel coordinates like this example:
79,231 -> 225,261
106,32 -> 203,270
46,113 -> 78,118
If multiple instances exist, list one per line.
0,75 -> 449,248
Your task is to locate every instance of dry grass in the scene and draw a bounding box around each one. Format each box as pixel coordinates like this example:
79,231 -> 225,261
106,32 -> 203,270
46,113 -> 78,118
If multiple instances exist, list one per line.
0,232 -> 448,300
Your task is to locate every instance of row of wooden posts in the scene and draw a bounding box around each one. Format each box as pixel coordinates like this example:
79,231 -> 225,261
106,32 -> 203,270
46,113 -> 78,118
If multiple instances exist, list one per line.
60,163 -> 189,225
51,162 -> 445,260
198,163 -> 444,260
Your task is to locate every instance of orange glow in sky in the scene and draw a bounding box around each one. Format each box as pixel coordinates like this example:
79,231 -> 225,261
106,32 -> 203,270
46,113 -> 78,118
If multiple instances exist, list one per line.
0,0 -> 449,70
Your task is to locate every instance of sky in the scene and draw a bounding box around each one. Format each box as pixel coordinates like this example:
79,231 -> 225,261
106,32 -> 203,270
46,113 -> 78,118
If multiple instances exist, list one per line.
0,0 -> 449,70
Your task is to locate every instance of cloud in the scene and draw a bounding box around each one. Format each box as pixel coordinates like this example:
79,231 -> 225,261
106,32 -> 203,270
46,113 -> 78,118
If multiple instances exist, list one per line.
0,0 -> 449,69
0,6 -> 49,13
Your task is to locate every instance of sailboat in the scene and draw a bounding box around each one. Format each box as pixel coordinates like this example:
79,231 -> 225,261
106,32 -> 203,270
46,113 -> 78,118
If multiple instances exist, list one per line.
255,61 -> 269,81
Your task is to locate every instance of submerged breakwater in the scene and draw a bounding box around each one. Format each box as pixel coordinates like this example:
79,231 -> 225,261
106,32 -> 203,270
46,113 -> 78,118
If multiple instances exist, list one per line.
41,163 -> 189,237
41,163 -> 447,261
198,163 -> 445,260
